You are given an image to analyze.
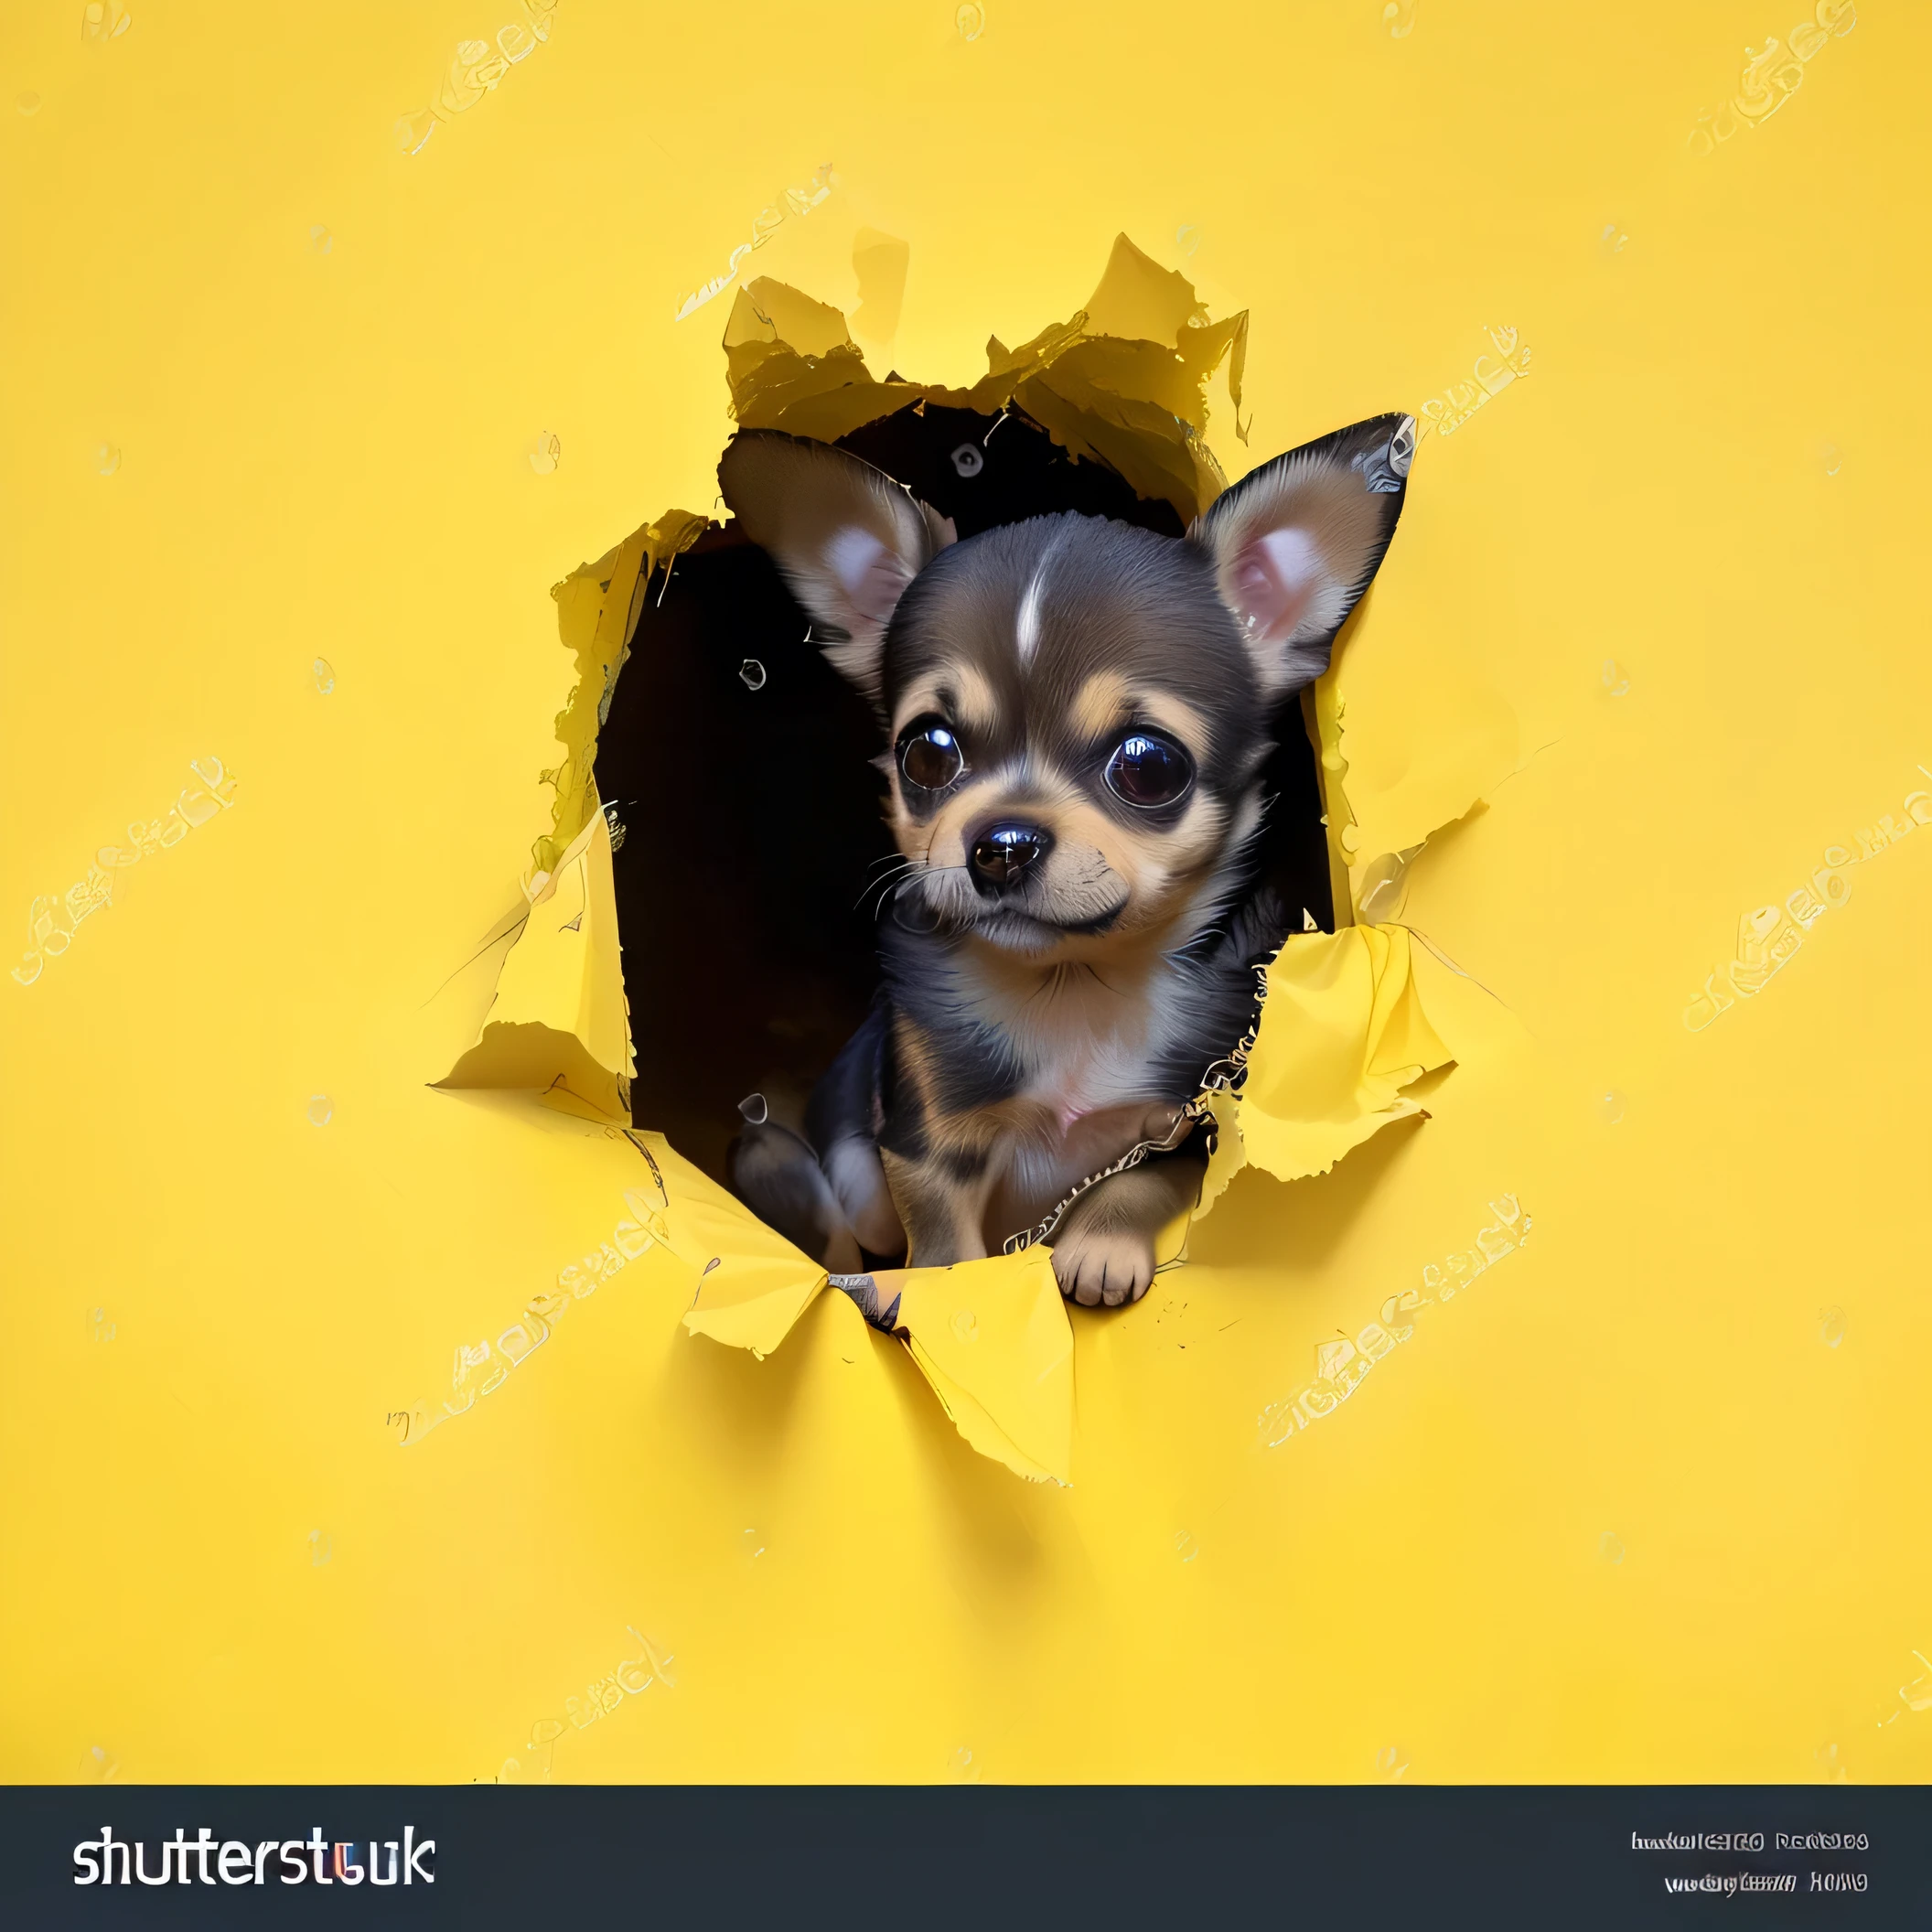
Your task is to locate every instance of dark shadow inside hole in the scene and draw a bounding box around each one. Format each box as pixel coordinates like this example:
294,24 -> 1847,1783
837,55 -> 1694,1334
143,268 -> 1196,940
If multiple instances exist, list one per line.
595,403 -> 1335,1186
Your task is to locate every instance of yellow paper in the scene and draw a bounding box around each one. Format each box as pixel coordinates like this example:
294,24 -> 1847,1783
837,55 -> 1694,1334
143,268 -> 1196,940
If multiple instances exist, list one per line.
1237,926 -> 1453,1184
438,804 -> 633,1119
640,1133 -> 829,1361
6,0 -> 1927,1795
896,1251 -> 1074,1486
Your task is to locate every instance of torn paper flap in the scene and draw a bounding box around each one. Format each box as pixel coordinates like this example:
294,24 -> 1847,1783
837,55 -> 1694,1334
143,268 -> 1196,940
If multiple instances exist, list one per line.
638,1132 -> 830,1359
727,235 -> 1246,526
1236,925 -> 1452,1185
895,1250 -> 1074,1485
437,802 -> 634,1119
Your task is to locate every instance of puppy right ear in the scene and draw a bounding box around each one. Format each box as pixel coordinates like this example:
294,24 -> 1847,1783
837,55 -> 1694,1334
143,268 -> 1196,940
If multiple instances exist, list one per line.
1190,413 -> 1414,702
718,430 -> 955,704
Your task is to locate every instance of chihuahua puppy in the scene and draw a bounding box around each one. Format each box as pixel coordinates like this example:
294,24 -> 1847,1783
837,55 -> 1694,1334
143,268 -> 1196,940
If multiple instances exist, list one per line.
718,412 -> 1412,1307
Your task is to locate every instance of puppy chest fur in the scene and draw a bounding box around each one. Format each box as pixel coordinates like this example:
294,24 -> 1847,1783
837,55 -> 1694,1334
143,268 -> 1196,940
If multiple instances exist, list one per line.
877,937 -> 1224,1249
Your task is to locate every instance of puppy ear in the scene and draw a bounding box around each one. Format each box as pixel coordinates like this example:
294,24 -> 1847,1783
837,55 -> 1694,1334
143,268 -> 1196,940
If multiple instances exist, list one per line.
718,429 -> 955,703
1190,413 -> 1416,701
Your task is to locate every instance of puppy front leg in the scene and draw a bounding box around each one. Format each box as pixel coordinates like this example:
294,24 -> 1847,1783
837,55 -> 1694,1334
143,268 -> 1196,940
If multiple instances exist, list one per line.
1050,1150 -> 1205,1308
878,1145 -> 993,1270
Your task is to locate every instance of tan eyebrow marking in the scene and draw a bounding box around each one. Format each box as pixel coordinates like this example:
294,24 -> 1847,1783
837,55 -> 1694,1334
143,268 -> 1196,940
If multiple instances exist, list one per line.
1068,677 -> 1209,751
1138,694 -> 1208,748
1069,671 -> 1132,740
891,661 -> 1000,739
950,663 -> 1000,735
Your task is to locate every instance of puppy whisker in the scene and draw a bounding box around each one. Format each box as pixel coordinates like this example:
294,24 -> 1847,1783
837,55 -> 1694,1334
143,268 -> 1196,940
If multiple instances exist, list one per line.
874,862 -> 971,923
854,859 -> 918,913
862,857 -> 970,921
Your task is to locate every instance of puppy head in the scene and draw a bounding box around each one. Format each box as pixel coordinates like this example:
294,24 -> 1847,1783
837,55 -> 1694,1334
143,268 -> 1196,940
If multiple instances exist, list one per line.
719,415 -> 1412,958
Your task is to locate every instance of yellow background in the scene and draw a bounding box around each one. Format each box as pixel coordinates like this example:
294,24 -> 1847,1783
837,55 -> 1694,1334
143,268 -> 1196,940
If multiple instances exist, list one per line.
4,0 -> 1927,1784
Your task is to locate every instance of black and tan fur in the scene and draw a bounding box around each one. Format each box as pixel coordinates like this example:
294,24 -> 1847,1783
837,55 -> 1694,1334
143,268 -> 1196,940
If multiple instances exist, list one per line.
719,413 -> 1413,1307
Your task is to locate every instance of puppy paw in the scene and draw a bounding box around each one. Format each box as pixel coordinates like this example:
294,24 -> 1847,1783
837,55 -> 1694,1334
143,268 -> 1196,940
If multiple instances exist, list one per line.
1051,1228 -> 1155,1308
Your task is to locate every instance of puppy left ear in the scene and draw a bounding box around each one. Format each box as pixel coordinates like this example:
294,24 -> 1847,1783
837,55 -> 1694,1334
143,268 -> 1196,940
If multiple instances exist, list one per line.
1190,413 -> 1415,700
718,429 -> 956,706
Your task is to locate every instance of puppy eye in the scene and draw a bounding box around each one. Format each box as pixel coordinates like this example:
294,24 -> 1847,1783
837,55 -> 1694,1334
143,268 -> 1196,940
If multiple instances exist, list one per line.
1104,733 -> 1193,809
898,719 -> 964,792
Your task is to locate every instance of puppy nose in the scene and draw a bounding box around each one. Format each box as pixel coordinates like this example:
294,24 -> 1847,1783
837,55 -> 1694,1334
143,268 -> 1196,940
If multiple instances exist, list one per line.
971,821 -> 1053,891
